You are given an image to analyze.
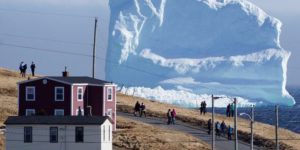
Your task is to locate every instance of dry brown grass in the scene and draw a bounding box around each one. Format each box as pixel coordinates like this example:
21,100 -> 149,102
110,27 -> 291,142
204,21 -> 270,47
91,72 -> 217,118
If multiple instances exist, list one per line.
114,116 -> 210,150
117,93 -> 300,150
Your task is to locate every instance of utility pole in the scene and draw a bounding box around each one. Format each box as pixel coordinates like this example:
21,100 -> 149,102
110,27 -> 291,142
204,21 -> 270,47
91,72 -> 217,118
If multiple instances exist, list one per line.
211,95 -> 215,150
234,98 -> 238,150
251,105 -> 254,150
92,17 -> 98,78
275,105 -> 279,150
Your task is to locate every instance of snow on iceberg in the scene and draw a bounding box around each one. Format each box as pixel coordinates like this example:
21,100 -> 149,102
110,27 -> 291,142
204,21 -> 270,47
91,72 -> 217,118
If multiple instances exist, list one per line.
106,0 -> 295,107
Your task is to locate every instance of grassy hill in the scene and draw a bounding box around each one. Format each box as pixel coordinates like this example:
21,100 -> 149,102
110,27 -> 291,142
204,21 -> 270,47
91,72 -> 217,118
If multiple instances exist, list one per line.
0,67 -> 210,150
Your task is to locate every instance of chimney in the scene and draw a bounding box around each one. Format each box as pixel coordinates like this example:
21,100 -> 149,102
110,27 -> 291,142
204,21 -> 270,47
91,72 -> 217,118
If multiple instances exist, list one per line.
62,66 -> 69,77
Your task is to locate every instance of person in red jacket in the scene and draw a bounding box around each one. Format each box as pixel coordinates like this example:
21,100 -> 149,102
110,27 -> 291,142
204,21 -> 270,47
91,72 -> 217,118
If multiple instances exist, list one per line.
171,109 -> 176,125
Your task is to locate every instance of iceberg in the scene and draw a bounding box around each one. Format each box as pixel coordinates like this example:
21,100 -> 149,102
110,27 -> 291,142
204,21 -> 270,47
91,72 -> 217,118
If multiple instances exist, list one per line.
106,0 -> 295,107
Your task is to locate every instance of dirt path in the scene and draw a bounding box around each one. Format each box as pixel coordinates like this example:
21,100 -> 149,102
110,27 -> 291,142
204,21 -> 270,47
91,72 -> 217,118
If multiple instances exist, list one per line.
118,112 -> 262,150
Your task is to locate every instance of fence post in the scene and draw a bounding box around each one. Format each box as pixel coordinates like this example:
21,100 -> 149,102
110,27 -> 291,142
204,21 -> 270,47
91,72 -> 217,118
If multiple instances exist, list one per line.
234,98 -> 238,150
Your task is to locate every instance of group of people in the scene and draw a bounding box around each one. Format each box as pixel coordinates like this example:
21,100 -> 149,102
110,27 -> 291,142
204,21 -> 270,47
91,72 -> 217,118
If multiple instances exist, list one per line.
200,101 -> 207,115
207,119 -> 234,140
19,61 -> 36,77
226,103 -> 235,117
167,109 -> 176,125
134,101 -> 146,117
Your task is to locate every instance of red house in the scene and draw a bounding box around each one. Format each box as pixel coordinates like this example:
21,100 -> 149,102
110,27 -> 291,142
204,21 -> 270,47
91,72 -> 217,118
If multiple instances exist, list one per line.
17,73 -> 116,130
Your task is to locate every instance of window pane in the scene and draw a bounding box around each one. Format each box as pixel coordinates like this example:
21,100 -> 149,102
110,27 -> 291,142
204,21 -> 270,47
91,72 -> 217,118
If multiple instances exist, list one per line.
50,127 -> 58,143
75,127 -> 84,142
24,127 -> 32,143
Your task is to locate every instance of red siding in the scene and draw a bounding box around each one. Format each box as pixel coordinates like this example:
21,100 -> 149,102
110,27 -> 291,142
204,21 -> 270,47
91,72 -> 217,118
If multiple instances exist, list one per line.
103,86 -> 116,130
19,78 -> 71,116
72,85 -> 87,115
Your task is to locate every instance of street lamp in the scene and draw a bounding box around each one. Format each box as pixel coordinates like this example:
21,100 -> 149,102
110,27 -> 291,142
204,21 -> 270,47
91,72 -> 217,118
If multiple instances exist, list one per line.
239,105 -> 254,150
211,95 -> 223,150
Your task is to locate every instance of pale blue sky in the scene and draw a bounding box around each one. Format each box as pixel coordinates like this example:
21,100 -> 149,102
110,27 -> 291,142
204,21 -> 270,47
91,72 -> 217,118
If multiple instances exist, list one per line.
0,0 -> 299,85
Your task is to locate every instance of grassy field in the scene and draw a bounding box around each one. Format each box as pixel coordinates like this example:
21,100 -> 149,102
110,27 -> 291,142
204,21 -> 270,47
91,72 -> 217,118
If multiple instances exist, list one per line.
0,67 -> 210,150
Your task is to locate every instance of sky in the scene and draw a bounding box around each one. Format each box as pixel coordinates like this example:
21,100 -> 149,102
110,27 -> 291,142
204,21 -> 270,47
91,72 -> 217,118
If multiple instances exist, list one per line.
0,0 -> 299,86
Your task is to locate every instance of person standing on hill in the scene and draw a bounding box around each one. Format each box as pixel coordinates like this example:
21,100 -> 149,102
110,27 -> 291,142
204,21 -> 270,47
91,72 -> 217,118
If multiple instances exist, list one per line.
203,101 -> 207,115
230,103 -> 235,117
30,62 -> 36,77
22,64 -> 27,78
140,103 -> 146,117
226,104 -> 230,117
171,109 -> 176,124
200,101 -> 204,115
207,119 -> 212,134
167,109 -> 172,125
19,61 -> 24,76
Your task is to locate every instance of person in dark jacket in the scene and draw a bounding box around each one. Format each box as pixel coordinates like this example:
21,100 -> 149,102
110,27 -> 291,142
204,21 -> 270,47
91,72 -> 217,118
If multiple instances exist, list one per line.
19,61 -> 24,76
226,103 -> 230,117
221,120 -> 226,136
30,62 -> 36,76
140,103 -> 146,117
203,101 -> 207,115
230,103 -> 235,117
207,119 -> 212,134
167,109 -> 172,125
22,64 -> 27,78
134,101 -> 140,116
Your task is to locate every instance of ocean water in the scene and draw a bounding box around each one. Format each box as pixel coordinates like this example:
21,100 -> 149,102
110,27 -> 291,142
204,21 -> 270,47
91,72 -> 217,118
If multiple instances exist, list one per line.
212,86 -> 300,133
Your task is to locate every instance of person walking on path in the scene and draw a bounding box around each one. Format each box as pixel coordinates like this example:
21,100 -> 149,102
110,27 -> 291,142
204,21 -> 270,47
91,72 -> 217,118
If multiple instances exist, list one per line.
134,101 -> 141,116
30,62 -> 36,77
226,103 -> 230,117
203,101 -> 207,115
228,125 -> 233,140
167,109 -> 172,125
216,121 -> 221,137
171,109 -> 176,124
207,119 -> 212,134
230,103 -> 235,117
221,120 -> 226,136
140,103 -> 146,117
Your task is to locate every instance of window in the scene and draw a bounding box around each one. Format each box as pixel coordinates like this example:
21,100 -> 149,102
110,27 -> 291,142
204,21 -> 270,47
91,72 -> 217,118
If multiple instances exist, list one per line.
106,109 -> 112,118
24,127 -> 32,143
77,87 -> 83,101
107,87 -> 112,101
26,87 -> 35,101
54,109 -> 64,116
25,109 -> 35,116
50,127 -> 58,143
55,87 -> 64,101
75,127 -> 84,142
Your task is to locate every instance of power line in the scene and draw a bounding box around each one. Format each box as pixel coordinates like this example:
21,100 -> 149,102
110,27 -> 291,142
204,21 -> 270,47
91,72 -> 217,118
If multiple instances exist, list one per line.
0,33 -> 93,46
0,8 -> 94,19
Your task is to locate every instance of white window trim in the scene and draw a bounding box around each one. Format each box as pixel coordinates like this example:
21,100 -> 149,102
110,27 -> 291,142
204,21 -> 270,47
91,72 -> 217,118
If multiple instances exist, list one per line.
25,109 -> 35,116
55,87 -> 64,101
54,109 -> 64,116
26,86 -> 35,101
107,87 -> 113,101
77,87 -> 83,101
76,109 -> 84,116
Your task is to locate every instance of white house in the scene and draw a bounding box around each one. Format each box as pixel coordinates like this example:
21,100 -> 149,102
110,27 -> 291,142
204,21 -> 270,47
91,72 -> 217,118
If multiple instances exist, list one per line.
4,116 -> 112,150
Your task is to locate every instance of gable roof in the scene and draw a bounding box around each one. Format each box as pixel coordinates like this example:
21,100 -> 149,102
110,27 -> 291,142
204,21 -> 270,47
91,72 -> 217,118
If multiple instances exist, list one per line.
18,76 -> 113,85
47,76 -> 111,85
4,116 -> 112,125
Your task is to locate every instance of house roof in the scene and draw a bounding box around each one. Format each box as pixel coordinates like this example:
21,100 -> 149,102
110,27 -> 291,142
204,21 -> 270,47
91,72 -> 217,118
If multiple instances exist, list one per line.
18,76 -> 114,85
4,116 -> 111,125
47,76 -> 111,85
